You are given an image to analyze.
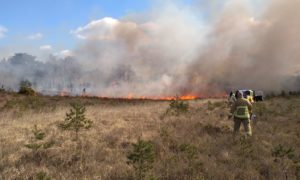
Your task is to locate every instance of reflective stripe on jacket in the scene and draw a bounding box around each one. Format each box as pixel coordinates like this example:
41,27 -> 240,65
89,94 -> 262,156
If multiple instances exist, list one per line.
234,105 -> 250,119
230,98 -> 252,119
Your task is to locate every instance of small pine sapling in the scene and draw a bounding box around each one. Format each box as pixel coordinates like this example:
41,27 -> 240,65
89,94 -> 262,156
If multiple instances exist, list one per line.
164,96 -> 189,117
127,138 -> 155,180
25,125 -> 55,164
59,103 -> 93,141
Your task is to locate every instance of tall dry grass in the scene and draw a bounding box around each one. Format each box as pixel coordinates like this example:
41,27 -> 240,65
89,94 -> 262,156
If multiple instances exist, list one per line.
0,92 -> 299,179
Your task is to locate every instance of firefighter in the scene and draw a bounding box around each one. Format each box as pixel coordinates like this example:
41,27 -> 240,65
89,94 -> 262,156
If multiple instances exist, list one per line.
228,91 -> 236,107
229,91 -> 252,136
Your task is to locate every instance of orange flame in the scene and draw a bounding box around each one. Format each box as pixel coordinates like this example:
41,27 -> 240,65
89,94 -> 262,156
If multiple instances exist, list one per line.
121,95 -> 198,100
179,95 -> 198,100
58,91 -> 226,100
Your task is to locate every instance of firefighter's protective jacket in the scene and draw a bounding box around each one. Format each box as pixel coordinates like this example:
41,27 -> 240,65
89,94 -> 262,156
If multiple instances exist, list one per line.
230,98 -> 252,119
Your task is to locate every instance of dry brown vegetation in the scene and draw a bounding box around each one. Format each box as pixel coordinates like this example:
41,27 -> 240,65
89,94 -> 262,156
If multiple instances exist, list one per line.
0,91 -> 299,179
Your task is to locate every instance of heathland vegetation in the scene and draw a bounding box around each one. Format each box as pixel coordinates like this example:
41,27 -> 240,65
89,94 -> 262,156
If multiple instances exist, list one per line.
0,91 -> 299,179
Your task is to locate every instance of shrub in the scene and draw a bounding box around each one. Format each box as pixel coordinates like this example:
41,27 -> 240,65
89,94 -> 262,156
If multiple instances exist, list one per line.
178,144 -> 198,160
34,171 -> 51,180
165,97 -> 189,116
272,144 -> 295,159
178,143 -> 203,177
127,138 -> 155,180
25,125 -> 55,164
272,144 -> 295,180
58,103 -> 93,141
18,80 -> 35,95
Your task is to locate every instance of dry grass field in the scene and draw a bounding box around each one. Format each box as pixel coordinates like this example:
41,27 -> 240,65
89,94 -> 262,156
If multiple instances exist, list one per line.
0,91 -> 299,180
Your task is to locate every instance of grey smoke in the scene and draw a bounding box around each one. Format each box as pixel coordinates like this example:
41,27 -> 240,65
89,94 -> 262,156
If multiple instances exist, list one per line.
0,0 -> 300,97
182,0 -> 300,95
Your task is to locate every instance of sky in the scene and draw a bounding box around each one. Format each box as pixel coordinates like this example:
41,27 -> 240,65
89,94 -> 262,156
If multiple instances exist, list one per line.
0,0 -> 265,60
0,0 -> 153,58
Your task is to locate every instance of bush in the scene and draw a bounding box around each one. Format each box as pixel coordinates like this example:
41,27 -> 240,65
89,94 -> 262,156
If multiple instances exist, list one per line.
272,144 -> 295,180
165,97 -> 189,116
35,171 -> 51,180
58,103 -> 93,141
177,143 -> 203,177
272,144 -> 294,159
25,125 -> 55,164
25,125 -> 55,150
18,80 -> 35,95
127,138 -> 155,180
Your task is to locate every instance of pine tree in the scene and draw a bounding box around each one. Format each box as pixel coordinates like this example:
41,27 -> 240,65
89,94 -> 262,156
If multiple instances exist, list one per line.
59,103 -> 93,140
25,125 -> 54,164
127,138 -> 155,180
19,79 -> 35,95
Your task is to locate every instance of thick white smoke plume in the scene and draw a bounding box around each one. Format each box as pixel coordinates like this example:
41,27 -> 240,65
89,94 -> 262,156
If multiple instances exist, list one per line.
1,0 -> 300,97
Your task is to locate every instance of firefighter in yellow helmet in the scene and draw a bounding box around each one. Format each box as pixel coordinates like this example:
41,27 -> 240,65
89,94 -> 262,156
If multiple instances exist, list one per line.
229,91 -> 252,136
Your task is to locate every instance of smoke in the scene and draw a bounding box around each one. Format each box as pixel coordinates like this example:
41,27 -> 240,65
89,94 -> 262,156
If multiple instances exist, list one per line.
1,0 -> 300,97
183,0 -> 300,95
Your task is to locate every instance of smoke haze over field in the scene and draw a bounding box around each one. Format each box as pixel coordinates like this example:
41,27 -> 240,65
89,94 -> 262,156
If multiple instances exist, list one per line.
1,0 -> 300,97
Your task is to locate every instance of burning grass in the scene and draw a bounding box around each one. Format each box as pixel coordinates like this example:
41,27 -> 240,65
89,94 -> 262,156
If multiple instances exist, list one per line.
0,91 -> 299,179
